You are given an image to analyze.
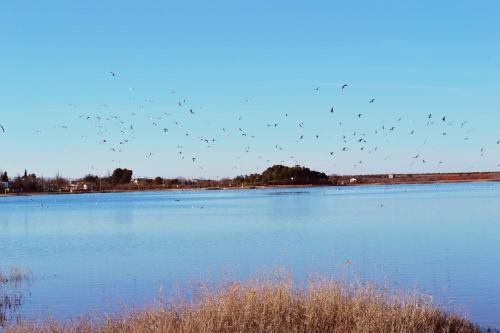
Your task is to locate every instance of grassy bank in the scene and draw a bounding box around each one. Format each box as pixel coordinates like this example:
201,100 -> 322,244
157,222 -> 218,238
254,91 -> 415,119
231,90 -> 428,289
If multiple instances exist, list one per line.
5,275 -> 480,333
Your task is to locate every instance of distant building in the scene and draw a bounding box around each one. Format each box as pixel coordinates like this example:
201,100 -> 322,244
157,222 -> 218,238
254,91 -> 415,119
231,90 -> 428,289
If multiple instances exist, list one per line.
349,178 -> 357,183
133,178 -> 151,185
69,182 -> 92,192
388,174 -> 394,179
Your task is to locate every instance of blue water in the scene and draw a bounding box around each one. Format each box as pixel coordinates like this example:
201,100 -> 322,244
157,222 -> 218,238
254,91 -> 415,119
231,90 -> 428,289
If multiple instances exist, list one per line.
1,183 -> 500,328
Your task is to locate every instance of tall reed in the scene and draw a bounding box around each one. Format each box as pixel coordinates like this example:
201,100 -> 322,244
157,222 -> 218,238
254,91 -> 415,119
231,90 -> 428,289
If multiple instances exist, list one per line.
5,273 -> 480,333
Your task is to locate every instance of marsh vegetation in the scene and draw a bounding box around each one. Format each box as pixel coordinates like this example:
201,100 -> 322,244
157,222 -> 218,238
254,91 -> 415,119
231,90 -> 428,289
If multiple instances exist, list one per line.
0,267 -> 30,327
5,273 -> 480,333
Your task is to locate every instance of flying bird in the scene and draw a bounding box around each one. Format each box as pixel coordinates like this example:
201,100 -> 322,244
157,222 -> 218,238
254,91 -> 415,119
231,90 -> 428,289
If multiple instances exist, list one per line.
0,125 -> 4,133
341,84 -> 348,90
369,98 -> 375,103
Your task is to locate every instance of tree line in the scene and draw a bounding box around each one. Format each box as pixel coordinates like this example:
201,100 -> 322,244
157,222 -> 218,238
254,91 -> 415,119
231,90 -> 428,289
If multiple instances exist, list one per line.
0,165 -> 333,193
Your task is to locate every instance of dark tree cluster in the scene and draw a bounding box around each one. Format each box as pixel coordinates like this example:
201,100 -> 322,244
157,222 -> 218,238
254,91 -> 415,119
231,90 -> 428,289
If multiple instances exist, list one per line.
110,168 -> 133,185
9,170 -> 43,192
234,165 -> 330,186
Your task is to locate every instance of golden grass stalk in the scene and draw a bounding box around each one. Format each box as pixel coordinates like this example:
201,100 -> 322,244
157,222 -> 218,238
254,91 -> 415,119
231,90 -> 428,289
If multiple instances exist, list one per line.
5,273 -> 480,333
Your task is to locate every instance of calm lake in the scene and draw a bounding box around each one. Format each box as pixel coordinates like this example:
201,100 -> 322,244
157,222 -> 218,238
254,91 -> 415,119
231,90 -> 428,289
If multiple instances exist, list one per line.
1,182 -> 500,328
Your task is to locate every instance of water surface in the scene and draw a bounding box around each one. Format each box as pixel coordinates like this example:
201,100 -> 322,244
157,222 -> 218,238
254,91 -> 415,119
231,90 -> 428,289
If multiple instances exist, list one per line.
1,183 -> 500,328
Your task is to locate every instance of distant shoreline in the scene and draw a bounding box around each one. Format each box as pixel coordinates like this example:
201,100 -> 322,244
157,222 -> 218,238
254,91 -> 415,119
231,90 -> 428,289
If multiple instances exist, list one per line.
0,184 -> 322,197
1,175 -> 499,198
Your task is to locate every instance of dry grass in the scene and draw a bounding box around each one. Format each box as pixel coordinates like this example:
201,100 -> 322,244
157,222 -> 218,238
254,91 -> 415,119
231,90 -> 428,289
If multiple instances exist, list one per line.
0,268 -> 30,285
5,274 -> 480,333
1,267 -> 31,327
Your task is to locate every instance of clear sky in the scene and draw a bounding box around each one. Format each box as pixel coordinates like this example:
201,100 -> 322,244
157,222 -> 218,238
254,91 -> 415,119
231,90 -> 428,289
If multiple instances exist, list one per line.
1,1 -> 499,179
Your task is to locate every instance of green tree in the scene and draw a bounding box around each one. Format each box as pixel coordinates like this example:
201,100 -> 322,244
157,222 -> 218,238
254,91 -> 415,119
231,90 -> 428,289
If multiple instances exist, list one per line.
245,165 -> 329,185
1,171 -> 8,182
83,174 -> 99,183
111,168 -> 133,184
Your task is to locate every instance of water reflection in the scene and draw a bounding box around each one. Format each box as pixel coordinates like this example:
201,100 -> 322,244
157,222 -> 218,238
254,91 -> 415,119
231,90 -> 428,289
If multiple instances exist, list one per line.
0,269 -> 30,327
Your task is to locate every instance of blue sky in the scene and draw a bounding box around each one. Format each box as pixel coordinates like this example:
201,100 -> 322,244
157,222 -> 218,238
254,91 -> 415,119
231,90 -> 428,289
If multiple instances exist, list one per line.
0,1 -> 499,179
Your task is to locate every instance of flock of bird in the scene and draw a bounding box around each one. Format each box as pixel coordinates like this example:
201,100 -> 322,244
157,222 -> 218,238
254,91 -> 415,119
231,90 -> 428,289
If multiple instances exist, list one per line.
1,71 -> 499,176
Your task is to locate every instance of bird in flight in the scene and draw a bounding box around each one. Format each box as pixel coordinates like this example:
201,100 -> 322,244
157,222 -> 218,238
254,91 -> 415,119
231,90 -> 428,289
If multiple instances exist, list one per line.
110,71 -> 116,77
341,84 -> 348,90
313,87 -> 320,91
369,98 -> 375,103
330,107 -> 334,114
0,125 -> 4,133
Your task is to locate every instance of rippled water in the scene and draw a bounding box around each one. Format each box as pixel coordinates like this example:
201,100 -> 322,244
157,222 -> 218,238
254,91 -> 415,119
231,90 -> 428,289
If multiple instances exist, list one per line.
1,183 -> 500,328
